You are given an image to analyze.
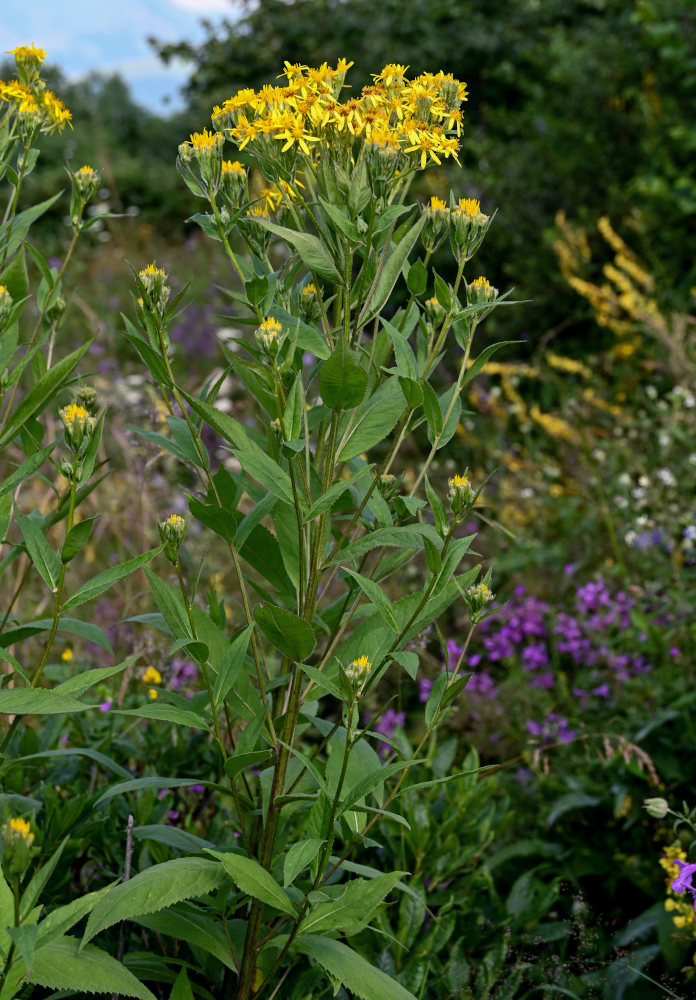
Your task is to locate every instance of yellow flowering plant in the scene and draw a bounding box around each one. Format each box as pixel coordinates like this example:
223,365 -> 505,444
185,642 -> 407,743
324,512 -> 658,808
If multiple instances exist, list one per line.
107,59 -> 517,1000
0,50 -> 168,998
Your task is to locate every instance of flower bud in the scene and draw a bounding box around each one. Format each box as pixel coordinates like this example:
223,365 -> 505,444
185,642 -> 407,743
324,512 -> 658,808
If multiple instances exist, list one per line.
422,196 -> 449,251
448,472 -> 475,517
255,316 -> 284,358
467,275 -> 498,306
179,129 -> 224,192
158,514 -> 187,564
644,797 -> 670,819
138,264 -> 170,313
451,197 -> 489,260
345,654 -> 372,688
424,295 -> 445,325
465,580 -> 495,624
78,386 -> 97,412
0,285 -> 13,326
59,403 -> 95,454
60,456 -> 83,482
299,282 -> 322,323
1,816 -> 36,877
377,473 -> 400,500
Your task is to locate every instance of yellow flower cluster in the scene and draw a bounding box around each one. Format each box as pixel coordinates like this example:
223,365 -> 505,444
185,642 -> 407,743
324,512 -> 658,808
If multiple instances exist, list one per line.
554,211 -> 662,344
1,46 -> 71,133
2,816 -> 34,844
210,60 -> 467,172
345,654 -> 372,684
661,843 -> 696,935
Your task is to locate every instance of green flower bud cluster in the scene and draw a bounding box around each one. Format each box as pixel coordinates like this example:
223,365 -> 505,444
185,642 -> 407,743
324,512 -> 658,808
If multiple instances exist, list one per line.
158,514 -> 187,565
447,472 -> 475,518
464,579 -> 495,624
178,129 -> 225,194
255,316 -> 284,358
643,797 -> 670,819
138,264 -> 170,314
69,164 -> 100,225
451,197 -> 490,261
59,402 -> 95,455
0,285 -> 13,326
1,816 -> 37,878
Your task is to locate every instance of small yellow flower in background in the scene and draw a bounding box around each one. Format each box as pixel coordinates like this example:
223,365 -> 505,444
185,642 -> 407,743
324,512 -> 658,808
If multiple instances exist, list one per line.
1,816 -> 36,876
142,666 -> 162,685
61,648 -> 73,662
148,688 -> 159,700
0,284 -> 13,323
2,816 -> 34,845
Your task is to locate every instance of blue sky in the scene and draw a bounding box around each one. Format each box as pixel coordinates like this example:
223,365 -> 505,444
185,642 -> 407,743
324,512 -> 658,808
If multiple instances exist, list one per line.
2,0 -> 240,114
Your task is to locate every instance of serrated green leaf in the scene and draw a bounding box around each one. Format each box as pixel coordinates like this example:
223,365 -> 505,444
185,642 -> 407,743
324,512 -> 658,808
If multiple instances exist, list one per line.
82,858 -> 228,948
293,935 -> 418,1000
134,904 -> 237,972
299,871 -> 404,935
232,446 -> 295,506
283,839 -> 324,887
207,850 -> 296,915
26,936 -> 157,998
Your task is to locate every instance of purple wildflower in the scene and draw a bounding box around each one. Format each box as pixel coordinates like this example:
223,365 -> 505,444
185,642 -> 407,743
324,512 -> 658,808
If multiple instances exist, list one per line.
673,861 -> 696,911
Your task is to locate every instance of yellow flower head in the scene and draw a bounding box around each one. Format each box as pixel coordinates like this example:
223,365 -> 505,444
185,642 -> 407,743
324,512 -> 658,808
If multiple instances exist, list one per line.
302,282 -> 317,298
190,128 -> 222,150
428,196 -> 448,214
448,473 -> 475,515
2,816 -> 34,845
61,648 -> 73,662
455,197 -> 485,220
468,275 -> 498,305
222,160 -> 245,175
148,688 -> 159,700
9,44 -> 46,64
59,403 -> 92,433
255,316 -> 284,355
345,654 -> 372,684
158,514 -> 186,563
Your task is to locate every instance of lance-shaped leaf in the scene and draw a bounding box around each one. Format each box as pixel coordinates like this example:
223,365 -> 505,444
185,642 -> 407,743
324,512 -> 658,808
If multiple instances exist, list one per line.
253,603 -> 315,661
0,688 -> 92,716
15,510 -> 61,591
299,871 -> 404,936
319,339 -> 367,410
245,216 -> 340,282
61,546 -> 162,611
0,341 -> 91,451
82,858 -> 228,947
25,937 -> 157,999
293,936 -> 418,1000
206,850 -> 296,915
363,213 -> 425,320
337,377 -> 405,462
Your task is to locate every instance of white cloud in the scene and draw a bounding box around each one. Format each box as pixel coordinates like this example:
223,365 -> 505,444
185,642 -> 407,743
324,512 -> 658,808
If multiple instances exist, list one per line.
167,0 -> 240,12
